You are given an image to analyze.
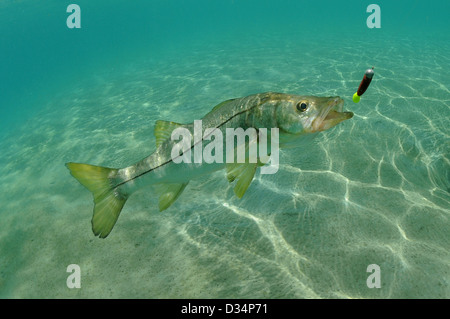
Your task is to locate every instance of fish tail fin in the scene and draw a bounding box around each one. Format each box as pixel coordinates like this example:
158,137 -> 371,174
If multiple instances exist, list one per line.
65,162 -> 128,238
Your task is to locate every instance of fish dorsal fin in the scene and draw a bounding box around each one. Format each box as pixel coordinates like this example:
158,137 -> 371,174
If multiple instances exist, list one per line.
226,162 -> 258,198
155,182 -> 188,211
210,98 -> 237,112
154,120 -> 183,148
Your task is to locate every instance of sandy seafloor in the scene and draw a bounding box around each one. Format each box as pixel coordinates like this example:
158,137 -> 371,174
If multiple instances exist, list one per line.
0,32 -> 449,298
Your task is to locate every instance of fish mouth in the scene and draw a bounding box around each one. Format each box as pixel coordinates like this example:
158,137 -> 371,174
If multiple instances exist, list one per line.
312,97 -> 353,132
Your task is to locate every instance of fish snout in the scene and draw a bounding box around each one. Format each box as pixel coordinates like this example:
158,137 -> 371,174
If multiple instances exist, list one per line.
312,96 -> 351,132
329,96 -> 344,109
331,96 -> 342,104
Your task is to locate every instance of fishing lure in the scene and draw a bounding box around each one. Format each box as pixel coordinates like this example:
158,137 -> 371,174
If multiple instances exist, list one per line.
353,67 -> 374,103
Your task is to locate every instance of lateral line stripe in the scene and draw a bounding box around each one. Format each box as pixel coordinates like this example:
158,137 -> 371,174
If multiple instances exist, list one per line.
114,99 -> 268,188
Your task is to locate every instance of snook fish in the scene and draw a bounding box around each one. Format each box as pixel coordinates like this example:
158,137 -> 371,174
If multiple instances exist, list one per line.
66,92 -> 353,238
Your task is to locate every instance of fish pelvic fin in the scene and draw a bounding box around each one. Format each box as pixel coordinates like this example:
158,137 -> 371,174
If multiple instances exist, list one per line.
65,162 -> 128,238
155,182 -> 188,211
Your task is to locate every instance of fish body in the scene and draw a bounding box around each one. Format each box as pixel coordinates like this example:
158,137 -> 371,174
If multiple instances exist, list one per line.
66,92 -> 353,238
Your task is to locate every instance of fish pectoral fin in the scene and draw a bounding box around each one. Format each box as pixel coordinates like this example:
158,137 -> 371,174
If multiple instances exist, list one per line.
154,120 -> 184,148
226,162 -> 257,198
155,182 -> 188,211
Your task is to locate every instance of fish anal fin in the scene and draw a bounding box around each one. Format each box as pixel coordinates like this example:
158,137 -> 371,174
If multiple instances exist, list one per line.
154,120 -> 184,148
156,182 -> 188,211
226,162 -> 257,198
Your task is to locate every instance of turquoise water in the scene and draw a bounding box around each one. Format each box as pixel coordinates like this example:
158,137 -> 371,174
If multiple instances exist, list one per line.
0,0 -> 449,298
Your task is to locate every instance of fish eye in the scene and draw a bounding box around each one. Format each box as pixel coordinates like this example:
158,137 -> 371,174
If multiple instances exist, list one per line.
296,101 -> 308,112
